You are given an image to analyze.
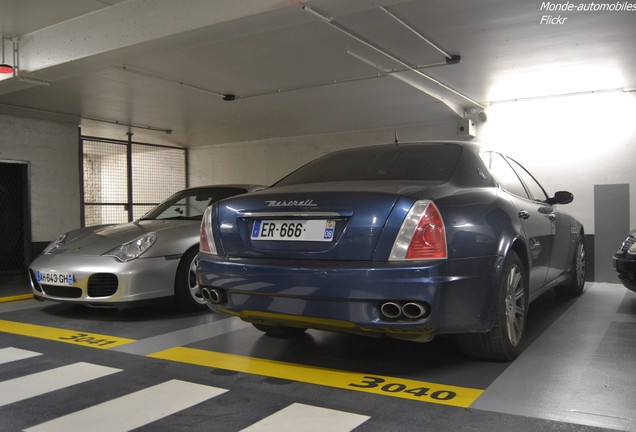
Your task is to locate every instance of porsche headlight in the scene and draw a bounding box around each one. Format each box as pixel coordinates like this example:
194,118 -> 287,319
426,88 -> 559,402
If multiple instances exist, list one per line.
42,233 -> 68,254
104,232 -> 157,262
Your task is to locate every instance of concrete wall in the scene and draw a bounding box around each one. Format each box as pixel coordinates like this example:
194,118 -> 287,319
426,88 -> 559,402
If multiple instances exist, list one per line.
0,114 -> 80,243
189,121 -> 467,186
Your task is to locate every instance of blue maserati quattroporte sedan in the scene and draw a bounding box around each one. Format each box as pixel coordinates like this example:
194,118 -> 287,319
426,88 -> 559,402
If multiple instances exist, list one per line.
197,142 -> 585,360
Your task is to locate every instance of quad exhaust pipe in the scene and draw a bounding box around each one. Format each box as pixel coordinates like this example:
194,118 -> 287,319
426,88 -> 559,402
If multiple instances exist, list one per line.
201,287 -> 226,304
380,301 -> 429,320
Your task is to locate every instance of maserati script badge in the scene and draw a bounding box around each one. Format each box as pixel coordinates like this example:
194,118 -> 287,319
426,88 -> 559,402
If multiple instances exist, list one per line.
265,199 -> 317,207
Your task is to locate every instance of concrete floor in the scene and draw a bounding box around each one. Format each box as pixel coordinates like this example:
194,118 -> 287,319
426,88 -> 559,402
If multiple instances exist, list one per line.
0,274 -> 634,431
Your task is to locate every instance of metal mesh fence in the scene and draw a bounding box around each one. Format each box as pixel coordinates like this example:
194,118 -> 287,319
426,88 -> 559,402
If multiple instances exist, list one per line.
83,140 -> 128,226
131,143 -> 185,219
81,137 -> 186,227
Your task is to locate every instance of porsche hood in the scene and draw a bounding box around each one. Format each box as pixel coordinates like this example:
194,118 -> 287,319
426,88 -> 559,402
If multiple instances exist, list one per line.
47,219 -> 198,257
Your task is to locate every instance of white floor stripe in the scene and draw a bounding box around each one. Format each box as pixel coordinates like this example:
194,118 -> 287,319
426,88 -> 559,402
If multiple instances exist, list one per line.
24,379 -> 228,432
0,362 -> 121,407
241,403 -> 370,432
0,347 -> 41,364
112,317 -> 253,356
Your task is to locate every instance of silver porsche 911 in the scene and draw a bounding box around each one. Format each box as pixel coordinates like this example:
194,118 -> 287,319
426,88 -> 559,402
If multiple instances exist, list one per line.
29,184 -> 263,310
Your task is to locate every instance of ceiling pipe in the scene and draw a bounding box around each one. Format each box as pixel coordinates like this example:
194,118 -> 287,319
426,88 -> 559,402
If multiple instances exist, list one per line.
120,4 -> 485,113
122,58 -> 452,103
17,76 -> 50,86
347,50 -> 467,119
489,87 -> 631,105
301,4 -> 485,112
0,101 -> 172,135
379,7 -> 457,63
122,65 -> 227,99
82,115 -> 173,134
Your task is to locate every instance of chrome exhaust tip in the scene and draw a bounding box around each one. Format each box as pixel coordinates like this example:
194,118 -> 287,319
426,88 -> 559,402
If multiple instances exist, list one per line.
201,287 -> 226,304
201,287 -> 212,301
402,302 -> 429,320
208,288 -> 226,304
380,301 -> 403,319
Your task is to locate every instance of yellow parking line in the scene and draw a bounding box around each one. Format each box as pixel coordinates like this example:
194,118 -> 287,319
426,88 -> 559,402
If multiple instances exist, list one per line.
149,346 -> 483,408
0,294 -> 33,303
0,319 -> 136,349
0,319 -> 484,407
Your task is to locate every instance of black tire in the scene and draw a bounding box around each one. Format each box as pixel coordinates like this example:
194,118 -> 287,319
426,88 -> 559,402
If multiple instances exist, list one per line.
458,251 -> 528,361
252,323 -> 307,337
554,234 -> 586,297
175,247 -> 206,311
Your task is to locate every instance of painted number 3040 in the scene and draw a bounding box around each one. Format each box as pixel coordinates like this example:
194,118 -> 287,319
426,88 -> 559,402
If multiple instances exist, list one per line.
349,376 -> 457,401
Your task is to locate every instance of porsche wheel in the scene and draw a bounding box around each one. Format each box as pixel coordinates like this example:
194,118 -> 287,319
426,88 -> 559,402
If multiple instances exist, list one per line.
175,246 -> 206,311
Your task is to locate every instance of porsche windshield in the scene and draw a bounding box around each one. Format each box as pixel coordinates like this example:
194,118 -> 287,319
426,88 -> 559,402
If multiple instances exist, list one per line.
141,187 -> 246,220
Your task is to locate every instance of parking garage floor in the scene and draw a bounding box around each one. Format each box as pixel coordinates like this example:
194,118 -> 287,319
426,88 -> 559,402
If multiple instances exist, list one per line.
0,275 -> 634,431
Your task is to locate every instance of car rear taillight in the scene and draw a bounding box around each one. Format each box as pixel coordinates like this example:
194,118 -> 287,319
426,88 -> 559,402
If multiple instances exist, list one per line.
200,206 -> 218,255
389,200 -> 447,261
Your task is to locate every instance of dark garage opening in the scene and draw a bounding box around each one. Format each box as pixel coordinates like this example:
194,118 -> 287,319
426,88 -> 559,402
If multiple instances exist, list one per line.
0,161 -> 30,274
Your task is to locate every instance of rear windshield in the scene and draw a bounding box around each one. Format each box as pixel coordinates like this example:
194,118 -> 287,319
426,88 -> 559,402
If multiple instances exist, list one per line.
275,143 -> 462,186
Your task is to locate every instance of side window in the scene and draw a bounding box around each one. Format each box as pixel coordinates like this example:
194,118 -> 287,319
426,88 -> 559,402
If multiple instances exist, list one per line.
480,152 -> 529,199
506,158 -> 548,202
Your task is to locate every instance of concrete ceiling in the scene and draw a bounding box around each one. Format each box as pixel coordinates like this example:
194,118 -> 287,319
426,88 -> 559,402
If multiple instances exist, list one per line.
1,0 -> 635,147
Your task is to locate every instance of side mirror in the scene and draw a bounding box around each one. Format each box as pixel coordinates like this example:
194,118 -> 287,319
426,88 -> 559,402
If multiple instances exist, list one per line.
548,191 -> 574,205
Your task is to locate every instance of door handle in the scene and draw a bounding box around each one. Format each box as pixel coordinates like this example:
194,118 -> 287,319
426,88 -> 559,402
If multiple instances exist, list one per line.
518,210 -> 530,220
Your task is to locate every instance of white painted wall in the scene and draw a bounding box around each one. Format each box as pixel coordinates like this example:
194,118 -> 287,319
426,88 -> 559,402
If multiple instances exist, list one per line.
479,90 -> 636,235
0,114 -> 80,242
189,121 -> 468,186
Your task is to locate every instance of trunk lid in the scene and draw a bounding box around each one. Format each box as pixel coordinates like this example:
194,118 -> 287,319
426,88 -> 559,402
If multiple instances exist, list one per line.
214,181 -> 442,261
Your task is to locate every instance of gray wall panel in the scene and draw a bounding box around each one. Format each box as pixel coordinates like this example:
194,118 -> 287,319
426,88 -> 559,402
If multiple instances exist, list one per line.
594,184 -> 629,282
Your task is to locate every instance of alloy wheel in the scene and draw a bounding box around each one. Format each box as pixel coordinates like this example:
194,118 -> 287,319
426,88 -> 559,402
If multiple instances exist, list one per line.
575,241 -> 586,288
188,254 -> 204,304
504,263 -> 525,347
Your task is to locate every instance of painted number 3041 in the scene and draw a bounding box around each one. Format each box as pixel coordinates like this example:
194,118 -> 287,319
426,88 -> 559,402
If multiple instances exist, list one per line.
59,332 -> 118,347
349,376 -> 457,401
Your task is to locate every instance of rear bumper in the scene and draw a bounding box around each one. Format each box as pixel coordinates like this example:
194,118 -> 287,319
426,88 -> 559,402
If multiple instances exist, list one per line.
197,254 -> 498,338
613,255 -> 636,292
